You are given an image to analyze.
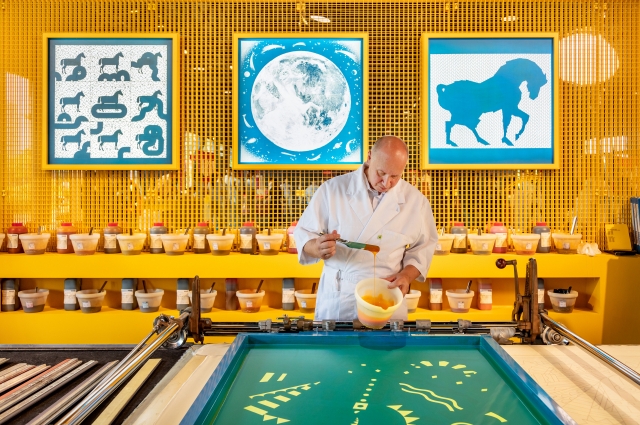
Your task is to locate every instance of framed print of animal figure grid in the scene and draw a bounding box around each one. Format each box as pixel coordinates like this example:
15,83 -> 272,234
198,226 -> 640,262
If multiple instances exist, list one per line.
233,32 -> 368,170
42,33 -> 179,170
421,33 -> 559,170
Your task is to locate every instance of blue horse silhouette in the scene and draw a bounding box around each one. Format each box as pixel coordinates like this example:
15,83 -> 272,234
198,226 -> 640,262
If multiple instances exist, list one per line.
436,58 -> 548,147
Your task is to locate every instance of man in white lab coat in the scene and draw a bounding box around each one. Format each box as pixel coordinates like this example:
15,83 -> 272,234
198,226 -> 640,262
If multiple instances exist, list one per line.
294,136 -> 438,321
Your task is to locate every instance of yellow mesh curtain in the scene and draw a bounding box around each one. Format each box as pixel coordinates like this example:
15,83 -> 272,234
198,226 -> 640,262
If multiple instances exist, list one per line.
0,1 -> 638,248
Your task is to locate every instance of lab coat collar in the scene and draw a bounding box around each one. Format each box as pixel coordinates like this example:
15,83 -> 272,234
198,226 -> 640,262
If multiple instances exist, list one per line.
347,165 -> 405,242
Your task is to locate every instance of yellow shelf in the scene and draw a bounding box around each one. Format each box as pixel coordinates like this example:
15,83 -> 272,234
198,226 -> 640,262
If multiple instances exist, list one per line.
0,251 -> 610,278
0,305 -> 598,345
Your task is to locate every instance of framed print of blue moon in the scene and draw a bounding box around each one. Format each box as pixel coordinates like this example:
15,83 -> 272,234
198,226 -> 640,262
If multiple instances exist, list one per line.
233,33 -> 368,170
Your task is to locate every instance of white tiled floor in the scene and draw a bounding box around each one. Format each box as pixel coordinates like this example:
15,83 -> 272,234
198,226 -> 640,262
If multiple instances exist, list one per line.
504,345 -> 640,424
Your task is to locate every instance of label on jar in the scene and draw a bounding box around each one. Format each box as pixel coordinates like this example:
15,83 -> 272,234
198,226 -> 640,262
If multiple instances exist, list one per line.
540,232 -> 551,247
453,235 -> 466,249
559,300 -> 567,308
172,242 -> 179,251
82,301 -> 91,308
127,242 -> 134,250
282,288 -> 295,303
430,289 -> 442,303
301,300 -> 307,308
177,289 -> 189,305
7,234 -> 19,249
562,242 -> 570,250
240,234 -> 253,249
26,301 -> 34,308
2,290 -> 15,305
288,236 -> 297,249
457,301 -> 465,309
246,301 -> 253,308
121,289 -> 134,304
104,234 -> 117,249
193,234 -> 205,249
57,234 -> 68,249
28,242 -> 35,250
150,234 -> 163,249
212,243 -> 219,250
494,233 -> 507,247
481,242 -> 488,250
264,242 -> 271,250
480,289 -> 492,304
142,301 -> 149,309
525,242 -> 532,250
64,289 -> 77,305
435,243 -> 442,251
538,289 -> 545,303
77,242 -> 84,250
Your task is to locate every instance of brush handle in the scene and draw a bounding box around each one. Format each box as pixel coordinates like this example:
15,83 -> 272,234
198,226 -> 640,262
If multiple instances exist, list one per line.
225,278 -> 238,310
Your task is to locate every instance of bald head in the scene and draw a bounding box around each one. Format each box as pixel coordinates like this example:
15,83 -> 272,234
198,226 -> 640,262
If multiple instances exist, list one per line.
365,135 -> 408,193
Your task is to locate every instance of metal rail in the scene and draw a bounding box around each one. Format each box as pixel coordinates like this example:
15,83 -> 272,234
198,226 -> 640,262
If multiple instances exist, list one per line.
541,313 -> 640,386
57,312 -> 188,425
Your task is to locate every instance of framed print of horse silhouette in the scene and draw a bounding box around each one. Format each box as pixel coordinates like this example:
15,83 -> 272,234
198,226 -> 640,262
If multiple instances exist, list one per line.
42,33 -> 179,170
232,32 -> 368,170
421,33 -> 559,169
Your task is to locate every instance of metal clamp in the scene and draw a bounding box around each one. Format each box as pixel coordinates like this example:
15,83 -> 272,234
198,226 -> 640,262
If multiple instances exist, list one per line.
390,320 -> 404,331
259,319 -> 273,332
456,319 -> 472,333
321,320 -> 336,331
414,320 -> 431,333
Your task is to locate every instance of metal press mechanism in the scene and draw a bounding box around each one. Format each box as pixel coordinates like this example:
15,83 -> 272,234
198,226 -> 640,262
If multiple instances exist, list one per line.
53,260 -> 640,424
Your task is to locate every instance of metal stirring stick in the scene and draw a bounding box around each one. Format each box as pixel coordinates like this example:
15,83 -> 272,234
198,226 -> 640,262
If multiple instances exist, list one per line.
317,232 -> 380,253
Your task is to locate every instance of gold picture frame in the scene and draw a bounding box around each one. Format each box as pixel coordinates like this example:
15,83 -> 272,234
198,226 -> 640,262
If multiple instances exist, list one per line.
421,32 -> 560,170
232,32 -> 368,170
42,33 -> 180,170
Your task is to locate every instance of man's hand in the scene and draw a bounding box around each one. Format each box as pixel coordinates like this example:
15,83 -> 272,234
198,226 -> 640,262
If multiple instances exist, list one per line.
303,230 -> 341,260
384,265 -> 420,296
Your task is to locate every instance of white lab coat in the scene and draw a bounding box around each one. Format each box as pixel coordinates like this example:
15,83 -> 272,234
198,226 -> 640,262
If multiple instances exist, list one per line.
294,166 -> 438,321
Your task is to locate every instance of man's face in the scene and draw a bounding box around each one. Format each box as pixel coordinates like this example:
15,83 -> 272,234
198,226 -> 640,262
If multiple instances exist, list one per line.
365,149 -> 407,193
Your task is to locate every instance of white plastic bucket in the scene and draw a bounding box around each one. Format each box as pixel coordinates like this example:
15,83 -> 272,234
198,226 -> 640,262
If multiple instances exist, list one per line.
76,289 -> 106,313
354,278 -> 403,329
446,289 -> 474,313
19,233 -> 51,255
552,233 -> 582,254
117,233 -> 147,255
512,234 -> 541,255
236,290 -> 265,313
69,234 -> 100,255
206,234 -> 235,256
256,234 -> 284,255
135,289 -> 164,312
548,290 -> 578,313
18,289 -> 49,313
404,289 -> 421,313
468,234 -> 497,255
161,234 -> 189,255
435,234 -> 455,255
294,289 -> 317,313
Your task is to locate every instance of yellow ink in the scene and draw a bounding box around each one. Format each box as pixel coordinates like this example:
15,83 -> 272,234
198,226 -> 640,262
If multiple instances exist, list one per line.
259,400 -> 280,409
486,412 -> 508,422
274,395 -> 290,402
456,381 -> 463,385
399,383 -> 463,410
250,382 -> 316,399
244,405 -> 268,415
421,361 -> 433,367
451,364 -> 466,369
401,388 -> 454,412
260,372 -> 274,382
439,361 -> 449,367
288,390 -> 301,396
362,293 -> 395,309
481,389 -> 488,392
463,370 -> 477,375
277,373 -> 287,381
432,375 -> 437,378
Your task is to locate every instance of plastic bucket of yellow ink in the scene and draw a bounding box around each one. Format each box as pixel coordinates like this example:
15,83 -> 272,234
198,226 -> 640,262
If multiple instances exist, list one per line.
355,278 -> 403,329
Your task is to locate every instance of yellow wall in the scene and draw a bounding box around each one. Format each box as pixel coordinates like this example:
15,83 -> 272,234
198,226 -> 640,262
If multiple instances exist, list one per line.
0,0 -> 639,245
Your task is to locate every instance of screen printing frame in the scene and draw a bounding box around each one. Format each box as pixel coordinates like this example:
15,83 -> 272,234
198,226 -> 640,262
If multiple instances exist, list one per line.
182,333 -> 573,425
